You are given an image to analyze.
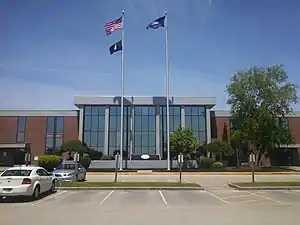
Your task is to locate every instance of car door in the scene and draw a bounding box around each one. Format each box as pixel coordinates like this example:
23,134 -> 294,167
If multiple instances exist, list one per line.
41,168 -> 53,191
36,169 -> 47,192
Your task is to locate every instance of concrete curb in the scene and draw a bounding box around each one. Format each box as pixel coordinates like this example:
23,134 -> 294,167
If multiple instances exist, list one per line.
228,183 -> 300,190
87,172 -> 300,175
55,186 -> 204,191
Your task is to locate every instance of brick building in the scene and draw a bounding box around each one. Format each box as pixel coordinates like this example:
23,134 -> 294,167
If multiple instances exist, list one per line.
0,96 -> 299,167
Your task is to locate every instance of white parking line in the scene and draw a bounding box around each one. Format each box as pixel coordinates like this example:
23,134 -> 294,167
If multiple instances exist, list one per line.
99,190 -> 114,206
246,191 -> 284,204
238,199 -> 264,204
31,190 -> 68,206
159,190 -> 168,205
204,191 -> 228,204
222,194 -> 253,200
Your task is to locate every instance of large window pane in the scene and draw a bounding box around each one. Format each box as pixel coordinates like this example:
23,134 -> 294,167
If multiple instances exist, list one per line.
46,117 -> 55,133
135,116 -> 142,131
198,116 -> 206,131
90,132 -> 98,147
84,115 -> 91,130
98,131 -> 105,147
56,117 -> 64,133
17,117 -> 26,132
85,106 -> 92,115
148,132 -> 156,147
91,106 -> 99,115
109,116 -> 117,131
83,132 -> 91,146
191,116 -> 199,131
142,116 -> 149,131
148,116 -> 156,132
99,116 -> 105,131
91,115 -> 99,131
141,133 -> 149,147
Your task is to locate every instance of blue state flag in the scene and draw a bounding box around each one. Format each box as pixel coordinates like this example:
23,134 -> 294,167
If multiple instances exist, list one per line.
146,16 -> 165,29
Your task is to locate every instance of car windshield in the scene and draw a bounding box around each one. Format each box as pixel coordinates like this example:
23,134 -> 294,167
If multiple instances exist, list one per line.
1,169 -> 32,177
56,164 -> 75,170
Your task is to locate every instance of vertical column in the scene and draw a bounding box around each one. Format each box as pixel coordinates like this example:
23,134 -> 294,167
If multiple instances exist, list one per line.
104,106 -> 109,155
78,108 -> 84,142
130,105 -> 134,160
206,108 -> 211,144
155,105 -> 160,157
181,106 -> 185,128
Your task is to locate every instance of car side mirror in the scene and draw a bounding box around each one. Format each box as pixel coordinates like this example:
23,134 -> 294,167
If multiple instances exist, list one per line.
78,168 -> 82,171
53,168 -> 56,170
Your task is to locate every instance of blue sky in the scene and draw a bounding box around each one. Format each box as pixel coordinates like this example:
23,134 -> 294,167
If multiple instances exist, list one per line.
1,0 -> 300,110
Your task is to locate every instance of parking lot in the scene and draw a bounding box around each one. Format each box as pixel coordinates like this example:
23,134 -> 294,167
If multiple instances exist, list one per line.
1,189 -> 300,225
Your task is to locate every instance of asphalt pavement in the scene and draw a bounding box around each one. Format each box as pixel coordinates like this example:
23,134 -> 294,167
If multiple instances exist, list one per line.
1,189 -> 300,225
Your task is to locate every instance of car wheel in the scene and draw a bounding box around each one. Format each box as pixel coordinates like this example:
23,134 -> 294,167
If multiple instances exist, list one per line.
32,186 -> 40,200
50,181 -> 56,193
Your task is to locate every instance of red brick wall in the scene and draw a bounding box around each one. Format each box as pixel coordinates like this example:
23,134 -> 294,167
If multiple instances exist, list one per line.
288,117 -> 300,144
213,116 -> 300,145
25,117 -> 47,157
0,117 -> 18,143
64,116 -> 79,142
215,117 -> 231,141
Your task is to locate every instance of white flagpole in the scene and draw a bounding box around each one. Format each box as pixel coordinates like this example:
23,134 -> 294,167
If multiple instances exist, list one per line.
119,10 -> 125,170
165,11 -> 170,171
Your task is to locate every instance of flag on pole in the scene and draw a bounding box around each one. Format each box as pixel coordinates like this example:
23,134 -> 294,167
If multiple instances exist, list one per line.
146,16 -> 165,29
104,16 -> 123,35
109,40 -> 122,55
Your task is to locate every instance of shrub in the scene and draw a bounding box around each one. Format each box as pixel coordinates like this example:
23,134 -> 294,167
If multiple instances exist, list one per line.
79,156 -> 92,169
213,161 -> 224,168
38,155 -> 62,172
101,155 -> 115,160
85,148 -> 103,160
196,157 -> 214,169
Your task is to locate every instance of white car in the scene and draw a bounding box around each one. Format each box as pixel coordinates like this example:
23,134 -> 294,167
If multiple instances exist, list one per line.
0,166 -> 56,200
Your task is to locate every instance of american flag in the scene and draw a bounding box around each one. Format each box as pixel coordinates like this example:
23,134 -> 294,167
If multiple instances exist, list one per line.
104,16 -> 123,36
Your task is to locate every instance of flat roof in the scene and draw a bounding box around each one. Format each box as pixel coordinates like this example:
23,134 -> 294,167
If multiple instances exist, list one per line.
74,96 -> 217,108
0,110 -> 78,117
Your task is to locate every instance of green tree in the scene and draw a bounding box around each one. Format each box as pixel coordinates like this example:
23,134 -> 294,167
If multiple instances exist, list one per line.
226,65 -> 298,182
169,126 -> 199,158
204,140 -> 234,161
60,140 -> 86,155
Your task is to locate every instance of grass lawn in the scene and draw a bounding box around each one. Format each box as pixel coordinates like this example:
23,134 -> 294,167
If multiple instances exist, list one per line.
233,181 -> 300,187
56,181 -> 200,187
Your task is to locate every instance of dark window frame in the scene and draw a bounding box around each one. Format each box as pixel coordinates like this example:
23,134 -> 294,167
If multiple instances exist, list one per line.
16,116 -> 26,143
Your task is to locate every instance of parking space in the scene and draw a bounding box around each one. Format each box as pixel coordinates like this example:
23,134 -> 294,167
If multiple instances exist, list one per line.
1,189 -> 300,225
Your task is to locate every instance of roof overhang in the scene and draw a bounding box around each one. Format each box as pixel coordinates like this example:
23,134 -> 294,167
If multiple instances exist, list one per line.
0,143 -> 27,149
74,96 -> 216,109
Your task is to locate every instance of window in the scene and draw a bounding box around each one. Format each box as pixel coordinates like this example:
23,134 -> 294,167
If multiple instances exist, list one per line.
83,105 -> 107,154
108,106 -> 131,155
185,106 -> 207,146
160,106 -> 181,156
16,116 -> 26,143
134,106 -> 156,155
45,116 -> 64,154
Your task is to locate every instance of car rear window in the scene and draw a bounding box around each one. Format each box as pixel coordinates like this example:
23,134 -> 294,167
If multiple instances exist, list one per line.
1,169 -> 32,177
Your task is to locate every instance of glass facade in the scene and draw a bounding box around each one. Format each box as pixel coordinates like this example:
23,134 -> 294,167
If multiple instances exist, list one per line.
83,106 -> 106,152
184,106 -> 206,146
45,116 -> 64,154
108,106 -> 131,155
134,106 -> 156,155
160,106 -> 181,155
81,104 -> 209,157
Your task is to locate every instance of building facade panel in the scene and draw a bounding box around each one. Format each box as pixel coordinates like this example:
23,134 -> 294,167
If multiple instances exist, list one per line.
288,117 -> 300,144
0,116 -> 18,143
25,116 -> 47,157
64,116 -> 79,143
